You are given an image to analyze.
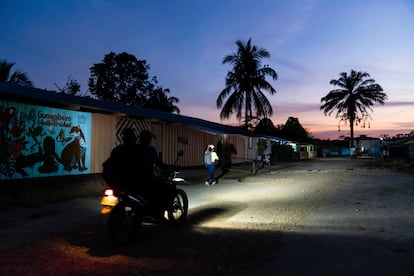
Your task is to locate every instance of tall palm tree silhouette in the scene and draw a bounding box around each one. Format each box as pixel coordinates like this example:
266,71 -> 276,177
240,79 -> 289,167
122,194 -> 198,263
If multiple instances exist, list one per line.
217,39 -> 278,129
320,70 -> 387,146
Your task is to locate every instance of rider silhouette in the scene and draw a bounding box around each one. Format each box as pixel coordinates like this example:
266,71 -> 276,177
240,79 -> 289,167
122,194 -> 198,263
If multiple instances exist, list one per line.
103,128 -> 174,219
103,128 -> 152,193
138,129 -> 173,219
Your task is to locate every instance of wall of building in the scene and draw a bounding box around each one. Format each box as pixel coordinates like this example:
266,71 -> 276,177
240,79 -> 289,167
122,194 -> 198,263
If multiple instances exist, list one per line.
0,99 -> 251,181
154,122 -> 247,167
0,100 -> 92,180
90,113 -> 117,174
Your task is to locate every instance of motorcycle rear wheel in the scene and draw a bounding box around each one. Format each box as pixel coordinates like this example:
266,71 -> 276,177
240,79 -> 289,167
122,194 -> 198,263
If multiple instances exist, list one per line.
167,189 -> 188,224
107,202 -> 141,244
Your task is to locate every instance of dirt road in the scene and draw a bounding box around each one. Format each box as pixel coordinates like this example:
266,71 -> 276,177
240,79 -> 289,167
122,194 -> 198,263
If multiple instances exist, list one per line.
0,158 -> 413,275
256,159 -> 414,275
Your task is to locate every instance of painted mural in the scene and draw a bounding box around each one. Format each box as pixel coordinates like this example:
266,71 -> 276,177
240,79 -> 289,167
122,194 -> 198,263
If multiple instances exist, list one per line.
0,101 -> 91,180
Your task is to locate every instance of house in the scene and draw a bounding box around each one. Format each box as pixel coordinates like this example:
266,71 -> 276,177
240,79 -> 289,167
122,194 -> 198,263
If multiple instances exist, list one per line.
404,139 -> 414,162
0,82 -> 288,183
355,136 -> 382,158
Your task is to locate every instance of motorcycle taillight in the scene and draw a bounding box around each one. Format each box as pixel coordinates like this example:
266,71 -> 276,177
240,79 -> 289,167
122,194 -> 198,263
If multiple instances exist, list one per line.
104,188 -> 114,196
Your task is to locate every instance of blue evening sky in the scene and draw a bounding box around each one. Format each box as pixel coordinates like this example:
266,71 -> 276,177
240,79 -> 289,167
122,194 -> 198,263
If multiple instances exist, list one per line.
1,0 -> 413,139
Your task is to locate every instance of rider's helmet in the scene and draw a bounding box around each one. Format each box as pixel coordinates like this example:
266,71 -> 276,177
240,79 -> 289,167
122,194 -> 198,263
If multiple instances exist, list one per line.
122,128 -> 137,145
139,129 -> 155,145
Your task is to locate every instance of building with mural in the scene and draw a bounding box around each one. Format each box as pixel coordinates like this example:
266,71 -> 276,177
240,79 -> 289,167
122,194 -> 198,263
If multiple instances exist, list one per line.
0,100 -> 91,180
1,82 -> 292,184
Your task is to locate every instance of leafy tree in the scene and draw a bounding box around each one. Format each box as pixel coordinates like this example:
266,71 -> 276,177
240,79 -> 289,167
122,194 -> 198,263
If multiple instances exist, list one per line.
281,116 -> 310,141
216,38 -> 278,128
55,75 -> 81,95
320,70 -> 387,146
254,117 -> 278,136
88,52 -> 151,106
144,87 -> 180,114
88,52 -> 180,113
0,59 -> 33,87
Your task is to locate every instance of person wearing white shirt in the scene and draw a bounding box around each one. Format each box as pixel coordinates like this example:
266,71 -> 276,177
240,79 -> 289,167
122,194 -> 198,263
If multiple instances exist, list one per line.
204,144 -> 219,186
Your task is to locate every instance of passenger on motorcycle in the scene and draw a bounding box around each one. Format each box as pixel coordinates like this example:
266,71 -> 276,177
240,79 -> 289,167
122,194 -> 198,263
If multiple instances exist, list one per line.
138,129 -> 165,177
138,129 -> 174,218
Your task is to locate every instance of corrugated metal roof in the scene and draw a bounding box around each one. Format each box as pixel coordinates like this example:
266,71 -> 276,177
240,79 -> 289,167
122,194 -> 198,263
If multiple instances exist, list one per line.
0,82 -> 285,140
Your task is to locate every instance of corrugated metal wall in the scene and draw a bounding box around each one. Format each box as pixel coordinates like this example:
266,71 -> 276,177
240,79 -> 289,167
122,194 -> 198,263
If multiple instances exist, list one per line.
228,134 -> 247,163
158,123 -> 216,167
90,113 -> 116,173
90,114 -> 250,172
156,123 -> 247,167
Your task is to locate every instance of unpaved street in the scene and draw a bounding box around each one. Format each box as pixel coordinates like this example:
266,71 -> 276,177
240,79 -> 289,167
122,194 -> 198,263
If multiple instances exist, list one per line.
0,158 -> 413,275
257,159 -> 414,275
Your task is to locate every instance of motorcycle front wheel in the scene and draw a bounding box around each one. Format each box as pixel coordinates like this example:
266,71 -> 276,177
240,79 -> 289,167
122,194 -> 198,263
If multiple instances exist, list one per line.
107,202 -> 141,244
167,189 -> 188,224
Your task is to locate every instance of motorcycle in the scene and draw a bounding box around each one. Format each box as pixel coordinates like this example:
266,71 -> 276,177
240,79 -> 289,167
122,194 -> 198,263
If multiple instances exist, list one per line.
100,150 -> 188,244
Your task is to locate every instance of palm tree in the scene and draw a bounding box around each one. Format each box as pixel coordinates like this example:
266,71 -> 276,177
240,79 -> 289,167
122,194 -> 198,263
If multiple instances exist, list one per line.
144,87 -> 180,114
217,39 -> 278,129
0,59 -> 33,87
320,70 -> 387,147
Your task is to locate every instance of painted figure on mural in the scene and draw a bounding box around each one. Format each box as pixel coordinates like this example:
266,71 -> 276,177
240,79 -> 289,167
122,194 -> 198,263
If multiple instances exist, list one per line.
61,125 -> 87,171
38,136 -> 61,173
56,128 -> 71,143
0,106 -> 43,177
0,106 -> 16,137
15,147 -> 43,177
28,125 -> 44,151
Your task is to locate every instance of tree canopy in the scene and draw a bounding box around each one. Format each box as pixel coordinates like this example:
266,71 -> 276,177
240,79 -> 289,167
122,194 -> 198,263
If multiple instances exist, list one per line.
254,117 -> 311,142
254,117 -> 278,136
88,51 -> 180,113
88,52 -> 150,105
281,117 -> 311,141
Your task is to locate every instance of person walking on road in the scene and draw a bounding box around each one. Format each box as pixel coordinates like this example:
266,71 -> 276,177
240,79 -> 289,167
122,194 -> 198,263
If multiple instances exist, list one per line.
204,144 -> 219,186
